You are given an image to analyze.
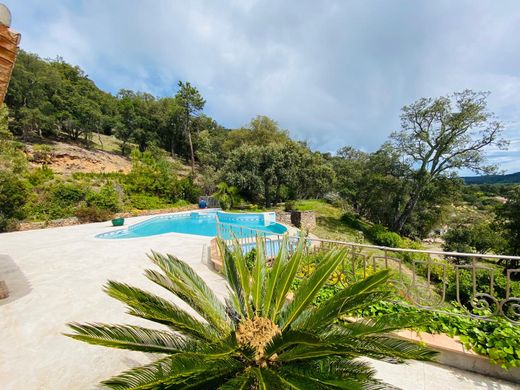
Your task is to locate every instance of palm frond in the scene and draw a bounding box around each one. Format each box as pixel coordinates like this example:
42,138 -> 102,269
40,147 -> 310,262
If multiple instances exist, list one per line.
313,357 -> 377,380
347,335 -> 437,362
147,252 -> 231,333
249,367 -> 287,390
104,281 -> 215,341
281,356 -> 376,387
218,238 -> 249,318
279,366 -> 365,390
270,238 -> 305,320
102,353 -> 241,390
298,270 -> 392,331
321,327 -> 437,362
281,360 -> 388,390
230,237 -> 252,316
251,236 -> 266,315
264,329 -> 322,357
276,345 -> 354,362
218,372 -> 254,389
279,247 -> 347,331
343,312 -> 429,337
263,235 -> 289,316
144,268 -> 230,334
65,323 -> 191,354
297,290 -> 391,331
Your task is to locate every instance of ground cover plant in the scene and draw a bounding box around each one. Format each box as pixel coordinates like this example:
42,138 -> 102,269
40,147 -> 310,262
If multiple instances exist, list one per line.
357,301 -> 520,369
66,238 -> 435,389
290,244 -> 520,369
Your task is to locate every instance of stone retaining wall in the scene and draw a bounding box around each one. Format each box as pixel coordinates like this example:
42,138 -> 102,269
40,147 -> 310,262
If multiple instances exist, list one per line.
290,211 -> 316,231
276,210 -> 317,231
275,211 -> 292,226
16,204 -> 199,232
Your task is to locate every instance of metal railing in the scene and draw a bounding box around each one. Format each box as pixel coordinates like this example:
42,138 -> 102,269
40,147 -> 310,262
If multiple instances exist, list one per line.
199,196 -> 220,208
215,220 -> 520,324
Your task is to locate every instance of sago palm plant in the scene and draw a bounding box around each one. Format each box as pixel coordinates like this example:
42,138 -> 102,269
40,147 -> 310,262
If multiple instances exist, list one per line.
66,238 -> 436,389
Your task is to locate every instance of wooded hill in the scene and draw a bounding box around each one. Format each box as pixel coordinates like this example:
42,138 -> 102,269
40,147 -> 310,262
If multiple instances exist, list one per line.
463,172 -> 520,185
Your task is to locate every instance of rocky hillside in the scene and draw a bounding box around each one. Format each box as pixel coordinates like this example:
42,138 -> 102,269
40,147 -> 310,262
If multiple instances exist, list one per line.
21,133 -> 192,176
26,141 -> 132,174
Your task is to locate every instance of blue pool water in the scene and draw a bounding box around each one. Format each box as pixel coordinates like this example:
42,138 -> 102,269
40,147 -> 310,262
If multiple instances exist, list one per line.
96,210 -> 287,239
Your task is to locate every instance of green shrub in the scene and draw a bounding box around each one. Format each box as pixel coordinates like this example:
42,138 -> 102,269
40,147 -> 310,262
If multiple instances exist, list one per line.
0,172 -> 28,231
129,194 -> 169,210
284,200 -> 296,212
86,185 -> 120,212
51,183 -> 86,207
368,224 -> 403,248
171,199 -> 190,208
179,177 -> 202,203
75,206 -> 113,223
244,248 -> 256,271
443,223 -> 506,255
21,182 -> 88,221
26,166 -> 54,186
125,149 -> 181,202
213,182 -> 241,210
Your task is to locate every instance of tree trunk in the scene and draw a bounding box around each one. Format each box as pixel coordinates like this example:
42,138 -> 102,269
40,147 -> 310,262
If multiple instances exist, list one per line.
97,131 -> 104,150
392,187 -> 423,234
185,113 -> 195,174
187,129 -> 195,174
170,137 -> 175,158
121,139 -> 128,156
264,177 -> 271,208
274,179 -> 283,204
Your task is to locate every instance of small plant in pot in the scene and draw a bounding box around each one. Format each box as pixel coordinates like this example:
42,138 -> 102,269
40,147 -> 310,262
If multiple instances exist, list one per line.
111,217 -> 124,226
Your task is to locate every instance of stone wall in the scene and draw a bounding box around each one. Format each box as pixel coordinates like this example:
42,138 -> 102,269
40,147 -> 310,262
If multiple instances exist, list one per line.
291,211 -> 316,231
275,211 -> 292,226
276,210 -> 316,231
16,204 -> 198,232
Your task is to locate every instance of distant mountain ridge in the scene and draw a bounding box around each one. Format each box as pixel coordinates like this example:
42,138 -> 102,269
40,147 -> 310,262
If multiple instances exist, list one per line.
463,171 -> 520,185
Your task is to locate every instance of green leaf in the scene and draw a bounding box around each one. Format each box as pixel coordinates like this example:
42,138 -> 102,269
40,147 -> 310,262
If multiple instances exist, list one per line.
264,235 -> 289,317
265,330 -> 322,357
219,372 -> 254,389
147,251 -> 230,334
279,247 -> 347,331
251,236 -> 266,315
102,353 -> 241,389
65,323 -> 190,354
218,238 -> 248,318
299,289 -> 391,332
104,281 -> 215,341
230,237 -> 253,317
250,368 -> 286,390
271,238 -> 306,320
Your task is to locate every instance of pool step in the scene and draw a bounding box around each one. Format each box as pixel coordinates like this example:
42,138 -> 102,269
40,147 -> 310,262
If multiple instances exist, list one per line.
209,238 -> 223,272
0,280 -> 9,299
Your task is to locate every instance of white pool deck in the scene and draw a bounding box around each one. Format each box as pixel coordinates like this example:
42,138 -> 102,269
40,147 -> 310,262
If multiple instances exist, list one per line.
0,214 -> 518,389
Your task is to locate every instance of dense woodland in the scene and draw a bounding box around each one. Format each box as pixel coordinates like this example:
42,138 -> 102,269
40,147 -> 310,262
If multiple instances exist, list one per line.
1,50 -> 520,260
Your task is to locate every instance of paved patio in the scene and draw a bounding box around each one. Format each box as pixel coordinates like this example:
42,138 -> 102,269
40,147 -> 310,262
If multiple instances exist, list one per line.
0,214 -> 517,389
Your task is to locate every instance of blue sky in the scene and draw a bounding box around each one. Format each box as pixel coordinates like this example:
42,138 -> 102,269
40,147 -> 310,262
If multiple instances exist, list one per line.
7,0 -> 520,174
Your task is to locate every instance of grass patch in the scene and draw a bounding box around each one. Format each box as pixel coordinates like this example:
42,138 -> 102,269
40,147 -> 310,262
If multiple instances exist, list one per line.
90,133 -> 128,153
293,200 -> 372,243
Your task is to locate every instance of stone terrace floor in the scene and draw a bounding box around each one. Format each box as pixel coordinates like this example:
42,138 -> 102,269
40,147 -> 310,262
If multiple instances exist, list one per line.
0,214 -> 518,389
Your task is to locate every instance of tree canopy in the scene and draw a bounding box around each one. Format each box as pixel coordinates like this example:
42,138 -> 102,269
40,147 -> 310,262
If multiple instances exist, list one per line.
4,51 -> 513,242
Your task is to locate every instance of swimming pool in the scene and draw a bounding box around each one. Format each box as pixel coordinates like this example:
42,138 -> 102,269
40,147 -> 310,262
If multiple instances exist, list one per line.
96,210 -> 287,239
